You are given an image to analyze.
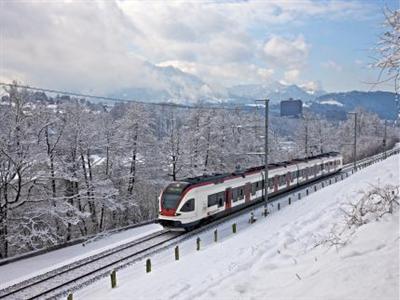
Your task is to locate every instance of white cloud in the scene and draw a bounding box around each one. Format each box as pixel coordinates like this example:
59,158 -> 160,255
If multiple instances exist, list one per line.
0,1 -> 166,94
283,69 -> 301,84
0,0 -> 373,94
263,35 -> 310,69
322,60 -> 343,72
300,80 -> 323,92
355,59 -> 364,65
157,60 -> 274,86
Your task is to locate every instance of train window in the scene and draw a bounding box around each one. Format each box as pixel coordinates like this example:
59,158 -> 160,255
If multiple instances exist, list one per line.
268,179 -> 273,189
232,188 -> 238,202
320,164 -> 324,171
251,183 -> 257,195
180,198 -> 195,212
207,194 -> 218,207
217,192 -> 224,207
239,188 -> 244,200
281,175 -> 286,186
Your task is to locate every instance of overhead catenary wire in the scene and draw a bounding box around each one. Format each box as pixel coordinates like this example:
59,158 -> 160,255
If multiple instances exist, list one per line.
0,82 -> 252,112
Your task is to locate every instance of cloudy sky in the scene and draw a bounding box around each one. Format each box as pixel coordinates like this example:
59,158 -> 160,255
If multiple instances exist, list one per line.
0,0 -> 398,95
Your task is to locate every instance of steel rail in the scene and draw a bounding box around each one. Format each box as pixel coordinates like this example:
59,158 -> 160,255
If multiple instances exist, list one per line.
0,230 -> 182,299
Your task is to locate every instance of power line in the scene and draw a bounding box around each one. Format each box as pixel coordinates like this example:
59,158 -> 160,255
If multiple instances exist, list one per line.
0,82 -> 255,112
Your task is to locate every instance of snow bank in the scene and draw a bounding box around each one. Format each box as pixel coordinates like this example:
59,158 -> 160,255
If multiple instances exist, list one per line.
76,154 -> 399,300
0,224 -> 162,288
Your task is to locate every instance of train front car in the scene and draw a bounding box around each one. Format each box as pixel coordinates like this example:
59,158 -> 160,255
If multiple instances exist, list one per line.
158,182 -> 198,231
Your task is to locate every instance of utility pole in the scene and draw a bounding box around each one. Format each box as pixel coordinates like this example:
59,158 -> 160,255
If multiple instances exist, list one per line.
256,99 -> 269,216
383,119 -> 387,159
304,117 -> 308,158
347,112 -> 357,170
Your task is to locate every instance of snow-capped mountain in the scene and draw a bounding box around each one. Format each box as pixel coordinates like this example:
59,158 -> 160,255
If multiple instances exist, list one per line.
228,82 -> 324,104
108,66 -> 396,121
110,65 -> 228,104
109,65 -> 325,104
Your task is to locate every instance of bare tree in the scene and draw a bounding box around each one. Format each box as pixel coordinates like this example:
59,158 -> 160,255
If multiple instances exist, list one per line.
373,8 -> 400,93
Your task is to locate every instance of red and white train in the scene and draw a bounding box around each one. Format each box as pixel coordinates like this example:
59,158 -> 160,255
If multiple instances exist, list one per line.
158,152 -> 343,230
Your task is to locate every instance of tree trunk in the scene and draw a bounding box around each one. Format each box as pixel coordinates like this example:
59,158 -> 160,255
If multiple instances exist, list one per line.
80,151 -> 98,232
127,126 -> 138,196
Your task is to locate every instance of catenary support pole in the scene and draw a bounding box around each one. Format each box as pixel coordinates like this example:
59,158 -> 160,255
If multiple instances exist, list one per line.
383,119 -> 387,159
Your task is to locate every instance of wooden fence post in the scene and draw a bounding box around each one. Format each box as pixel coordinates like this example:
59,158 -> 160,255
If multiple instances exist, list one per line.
249,212 -> 256,223
263,206 -> 268,217
196,237 -> 201,251
175,246 -> 179,261
110,270 -> 117,288
146,259 -> 151,273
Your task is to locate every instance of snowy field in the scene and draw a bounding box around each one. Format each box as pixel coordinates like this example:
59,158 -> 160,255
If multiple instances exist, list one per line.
0,223 -> 162,289
75,154 -> 399,300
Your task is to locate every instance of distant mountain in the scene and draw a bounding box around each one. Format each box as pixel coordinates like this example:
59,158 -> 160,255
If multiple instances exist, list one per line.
110,65 -> 227,104
228,82 -> 324,104
106,64 -> 397,121
110,64 -> 326,105
311,91 -> 397,120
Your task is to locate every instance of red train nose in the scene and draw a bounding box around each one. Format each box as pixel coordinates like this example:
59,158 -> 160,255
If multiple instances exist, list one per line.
161,208 -> 176,216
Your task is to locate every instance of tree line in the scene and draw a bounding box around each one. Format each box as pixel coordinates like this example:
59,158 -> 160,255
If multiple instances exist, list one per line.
0,83 -> 397,258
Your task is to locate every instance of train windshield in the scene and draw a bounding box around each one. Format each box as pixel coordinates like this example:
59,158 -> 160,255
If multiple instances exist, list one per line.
161,182 -> 189,209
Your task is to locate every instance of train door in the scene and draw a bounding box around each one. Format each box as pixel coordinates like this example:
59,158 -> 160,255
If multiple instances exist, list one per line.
244,182 -> 251,202
286,172 -> 291,188
225,188 -> 232,209
274,175 -> 279,192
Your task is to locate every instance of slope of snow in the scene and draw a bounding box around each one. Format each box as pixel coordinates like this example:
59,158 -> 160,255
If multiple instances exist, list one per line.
76,154 -> 399,300
0,224 -> 162,288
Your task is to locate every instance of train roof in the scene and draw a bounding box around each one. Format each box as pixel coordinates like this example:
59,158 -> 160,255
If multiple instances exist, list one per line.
181,151 -> 341,185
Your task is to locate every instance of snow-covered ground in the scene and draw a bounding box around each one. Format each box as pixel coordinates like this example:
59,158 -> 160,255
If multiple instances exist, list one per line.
75,154 -> 399,300
0,223 -> 162,289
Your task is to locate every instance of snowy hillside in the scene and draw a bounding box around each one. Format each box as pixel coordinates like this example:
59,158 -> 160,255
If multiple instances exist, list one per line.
76,154 -> 399,300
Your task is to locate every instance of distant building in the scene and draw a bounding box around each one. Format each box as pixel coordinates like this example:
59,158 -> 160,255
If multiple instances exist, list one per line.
280,99 -> 303,118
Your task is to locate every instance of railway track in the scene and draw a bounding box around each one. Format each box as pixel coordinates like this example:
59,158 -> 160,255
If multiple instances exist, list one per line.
0,147 -> 398,299
0,230 -> 183,299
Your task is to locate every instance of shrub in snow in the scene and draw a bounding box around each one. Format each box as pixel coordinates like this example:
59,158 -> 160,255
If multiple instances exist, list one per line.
323,184 -> 399,248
